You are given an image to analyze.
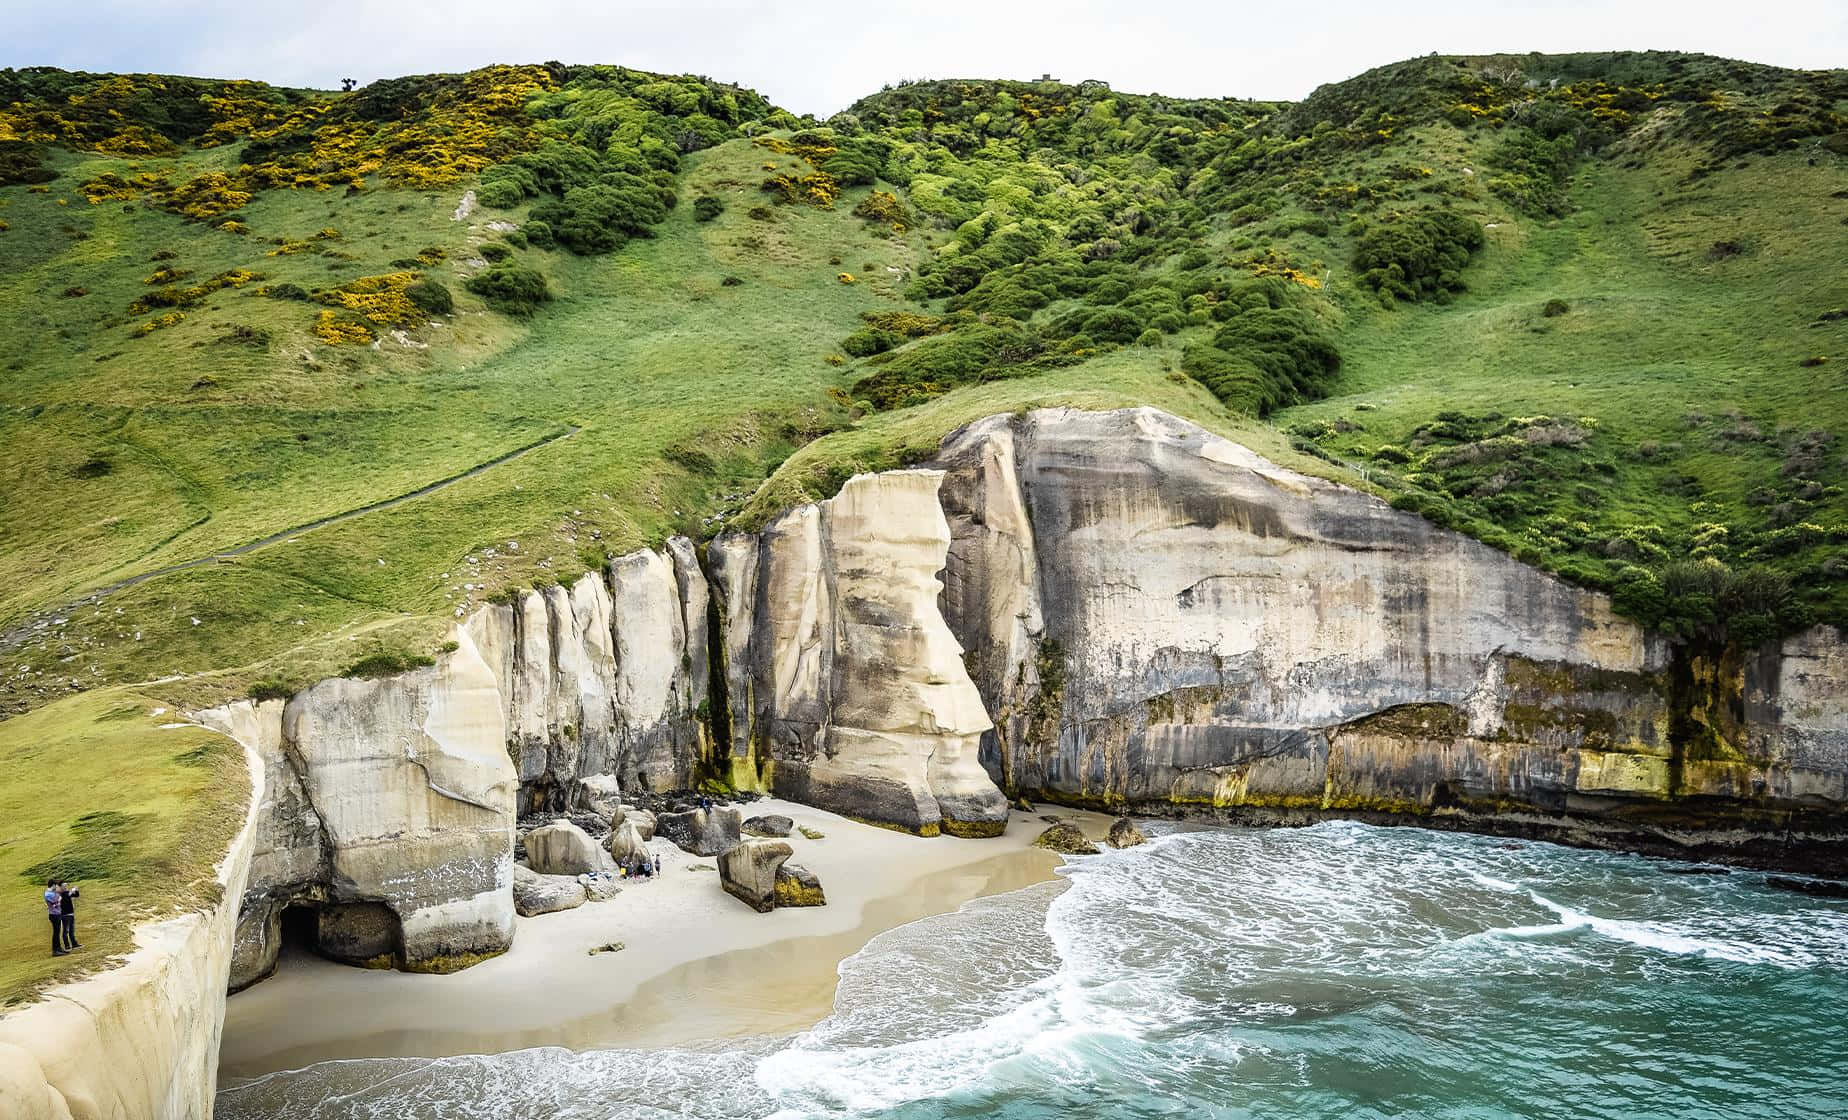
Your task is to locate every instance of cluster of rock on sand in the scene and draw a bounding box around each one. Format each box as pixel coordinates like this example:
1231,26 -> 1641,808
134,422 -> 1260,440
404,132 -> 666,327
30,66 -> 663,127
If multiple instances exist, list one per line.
513,801 -> 829,919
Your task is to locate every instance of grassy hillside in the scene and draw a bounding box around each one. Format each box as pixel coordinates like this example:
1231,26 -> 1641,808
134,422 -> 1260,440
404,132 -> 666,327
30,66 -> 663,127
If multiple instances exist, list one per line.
0,52 -> 1843,992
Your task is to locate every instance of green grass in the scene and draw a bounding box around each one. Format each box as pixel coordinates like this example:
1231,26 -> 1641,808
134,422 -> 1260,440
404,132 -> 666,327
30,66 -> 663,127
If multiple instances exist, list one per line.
735,343 -> 1343,529
0,136 -> 929,712
1275,142 -> 1848,624
0,688 -> 245,1006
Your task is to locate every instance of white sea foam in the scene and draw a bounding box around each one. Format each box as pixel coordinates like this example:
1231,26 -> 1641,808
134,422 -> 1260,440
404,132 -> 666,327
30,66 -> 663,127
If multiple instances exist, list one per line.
218,822 -> 1848,1120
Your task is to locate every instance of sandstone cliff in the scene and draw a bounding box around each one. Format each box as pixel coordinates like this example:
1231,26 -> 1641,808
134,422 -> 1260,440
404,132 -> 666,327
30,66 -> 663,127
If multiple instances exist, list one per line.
201,407 -> 1847,995
931,408 -> 1847,870
708,471 -> 1012,836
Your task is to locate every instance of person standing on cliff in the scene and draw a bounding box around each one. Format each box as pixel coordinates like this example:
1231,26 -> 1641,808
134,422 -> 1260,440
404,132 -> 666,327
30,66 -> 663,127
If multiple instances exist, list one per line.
44,879 -> 66,957
56,879 -> 80,951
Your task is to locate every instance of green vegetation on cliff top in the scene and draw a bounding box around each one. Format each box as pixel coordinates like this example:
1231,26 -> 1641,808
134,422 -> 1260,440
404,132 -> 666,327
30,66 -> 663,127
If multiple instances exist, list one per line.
1,52 -> 1840,726
0,689 -> 245,1005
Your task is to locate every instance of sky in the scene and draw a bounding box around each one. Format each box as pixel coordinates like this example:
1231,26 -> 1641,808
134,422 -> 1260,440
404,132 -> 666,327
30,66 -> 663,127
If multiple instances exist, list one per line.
7,0 -> 1845,116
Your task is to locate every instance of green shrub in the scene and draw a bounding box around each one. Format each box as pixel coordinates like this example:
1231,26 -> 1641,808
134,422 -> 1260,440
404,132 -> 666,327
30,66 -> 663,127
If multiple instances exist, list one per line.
851,321 -> 1050,409
523,219 -> 554,249
692,195 -> 724,222
476,178 -> 524,209
479,242 -> 512,263
247,678 -> 294,702
1542,298 -> 1570,317
530,176 -> 671,254
341,648 -> 435,679
841,327 -> 901,357
465,265 -> 551,316
1352,209 -> 1485,302
406,277 -> 454,316
1136,327 -> 1164,347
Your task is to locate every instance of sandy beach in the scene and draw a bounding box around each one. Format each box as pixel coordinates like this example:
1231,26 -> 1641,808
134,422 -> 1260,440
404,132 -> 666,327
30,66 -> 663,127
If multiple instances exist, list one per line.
217,799 -> 1111,1082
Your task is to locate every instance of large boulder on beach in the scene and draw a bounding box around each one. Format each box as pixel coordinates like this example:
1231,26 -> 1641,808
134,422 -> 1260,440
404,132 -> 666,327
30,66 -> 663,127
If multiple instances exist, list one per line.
605,819 -> 647,868
743,813 -> 794,838
774,863 -> 826,907
659,806 -> 743,856
513,864 -> 588,916
719,840 -> 793,912
625,808 -> 657,841
1107,818 -> 1148,849
1033,822 -> 1099,855
526,818 -> 603,876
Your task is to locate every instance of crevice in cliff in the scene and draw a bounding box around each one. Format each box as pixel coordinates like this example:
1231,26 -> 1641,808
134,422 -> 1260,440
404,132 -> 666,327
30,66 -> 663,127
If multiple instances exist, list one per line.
696,545 -> 740,788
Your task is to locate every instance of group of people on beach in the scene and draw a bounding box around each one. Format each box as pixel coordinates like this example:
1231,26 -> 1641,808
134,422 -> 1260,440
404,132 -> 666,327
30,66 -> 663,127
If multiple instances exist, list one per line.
42,878 -> 81,956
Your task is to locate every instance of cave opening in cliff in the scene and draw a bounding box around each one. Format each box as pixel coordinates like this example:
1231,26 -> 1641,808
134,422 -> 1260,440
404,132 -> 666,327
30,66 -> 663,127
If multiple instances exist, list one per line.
279,903 -> 319,955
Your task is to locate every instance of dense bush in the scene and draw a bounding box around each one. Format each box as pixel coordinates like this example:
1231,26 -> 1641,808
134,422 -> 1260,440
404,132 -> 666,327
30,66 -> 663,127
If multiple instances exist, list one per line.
479,242 -> 512,263
465,265 -> 551,315
851,320 -> 1051,409
1178,284 -> 1340,414
841,327 -> 901,357
523,219 -> 555,249
692,195 -> 724,222
1352,209 -> 1485,302
406,277 -> 454,317
530,176 -> 671,254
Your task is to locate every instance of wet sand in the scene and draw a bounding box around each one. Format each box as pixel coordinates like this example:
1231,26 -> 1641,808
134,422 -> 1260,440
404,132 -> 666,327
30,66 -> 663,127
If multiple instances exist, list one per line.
218,800 -> 1110,1083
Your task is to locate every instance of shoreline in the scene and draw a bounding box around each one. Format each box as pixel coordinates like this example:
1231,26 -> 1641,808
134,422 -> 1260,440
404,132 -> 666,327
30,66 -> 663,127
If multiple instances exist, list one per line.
217,799 -> 1111,1083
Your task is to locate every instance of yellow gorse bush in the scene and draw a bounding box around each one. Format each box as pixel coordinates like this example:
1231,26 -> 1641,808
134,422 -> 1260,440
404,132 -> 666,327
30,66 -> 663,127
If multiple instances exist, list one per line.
312,310 -> 375,345
313,272 -> 426,329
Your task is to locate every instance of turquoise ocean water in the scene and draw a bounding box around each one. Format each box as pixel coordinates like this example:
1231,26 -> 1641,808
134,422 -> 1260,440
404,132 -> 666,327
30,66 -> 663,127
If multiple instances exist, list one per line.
219,822 -> 1848,1119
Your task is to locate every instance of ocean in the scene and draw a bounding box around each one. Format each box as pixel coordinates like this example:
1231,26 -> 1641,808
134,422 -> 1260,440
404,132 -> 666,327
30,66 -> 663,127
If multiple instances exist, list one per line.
218,821 -> 1848,1119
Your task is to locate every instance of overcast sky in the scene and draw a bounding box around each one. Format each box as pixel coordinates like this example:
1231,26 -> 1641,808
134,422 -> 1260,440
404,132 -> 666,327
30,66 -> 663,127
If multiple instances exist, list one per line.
8,1 -> 1845,116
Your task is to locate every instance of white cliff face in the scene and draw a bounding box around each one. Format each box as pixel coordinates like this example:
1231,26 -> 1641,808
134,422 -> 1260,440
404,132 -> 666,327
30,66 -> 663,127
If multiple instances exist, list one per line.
711,472 -> 1012,836
0,725 -> 262,1120
207,539 -> 717,989
931,408 -> 1844,868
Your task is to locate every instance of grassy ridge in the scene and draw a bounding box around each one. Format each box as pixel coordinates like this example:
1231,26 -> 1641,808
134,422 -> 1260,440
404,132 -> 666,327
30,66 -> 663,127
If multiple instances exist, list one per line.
0,689 -> 245,1005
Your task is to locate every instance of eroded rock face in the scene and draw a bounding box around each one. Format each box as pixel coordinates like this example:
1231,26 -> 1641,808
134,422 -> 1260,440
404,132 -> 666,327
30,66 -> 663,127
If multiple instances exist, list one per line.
658,806 -> 742,857
719,840 -> 793,912
931,408 -> 1848,869
203,626 -> 520,980
708,472 -> 1011,836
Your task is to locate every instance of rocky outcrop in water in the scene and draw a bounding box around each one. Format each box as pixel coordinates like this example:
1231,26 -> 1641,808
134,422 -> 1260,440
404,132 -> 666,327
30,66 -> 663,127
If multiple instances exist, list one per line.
932,408 -> 1847,871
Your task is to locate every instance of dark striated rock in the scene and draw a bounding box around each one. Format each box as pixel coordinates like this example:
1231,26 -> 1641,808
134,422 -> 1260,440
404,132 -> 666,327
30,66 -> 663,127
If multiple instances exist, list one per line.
658,806 -> 743,856
1034,822 -> 1099,855
743,814 -> 795,838
1766,875 -> 1848,899
1107,818 -> 1148,849
719,840 -> 794,912
774,863 -> 826,907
